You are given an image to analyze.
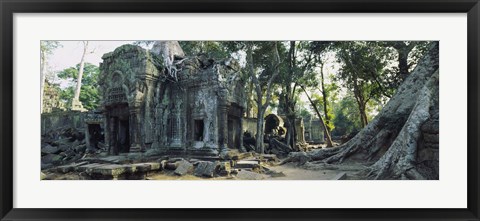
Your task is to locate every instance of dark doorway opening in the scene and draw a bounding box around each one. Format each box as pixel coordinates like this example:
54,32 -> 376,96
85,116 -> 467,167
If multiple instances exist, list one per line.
88,124 -> 103,149
227,116 -> 241,149
194,119 -> 204,141
118,118 -> 130,153
108,103 -> 130,154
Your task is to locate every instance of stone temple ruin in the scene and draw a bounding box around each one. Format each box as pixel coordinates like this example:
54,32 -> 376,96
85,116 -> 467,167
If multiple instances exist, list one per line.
40,43 -> 333,180
97,44 -> 245,156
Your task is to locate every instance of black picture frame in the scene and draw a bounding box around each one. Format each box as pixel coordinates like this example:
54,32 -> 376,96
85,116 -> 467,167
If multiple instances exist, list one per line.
1,0 -> 479,220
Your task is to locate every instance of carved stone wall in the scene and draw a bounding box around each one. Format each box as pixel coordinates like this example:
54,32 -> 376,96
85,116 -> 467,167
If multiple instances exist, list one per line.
42,82 -> 66,113
99,44 -> 245,156
309,119 -> 325,143
99,45 -> 163,154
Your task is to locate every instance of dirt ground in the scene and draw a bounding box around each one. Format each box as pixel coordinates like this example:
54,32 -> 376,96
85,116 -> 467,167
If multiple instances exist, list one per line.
43,161 -> 366,180
144,161 -> 366,180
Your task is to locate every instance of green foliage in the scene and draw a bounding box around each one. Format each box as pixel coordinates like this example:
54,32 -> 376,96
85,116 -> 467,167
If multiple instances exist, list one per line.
179,41 -> 232,59
311,92 -> 336,131
132,41 -> 155,48
331,95 -> 362,136
337,42 -> 394,98
41,41 -> 62,56
57,63 -> 100,110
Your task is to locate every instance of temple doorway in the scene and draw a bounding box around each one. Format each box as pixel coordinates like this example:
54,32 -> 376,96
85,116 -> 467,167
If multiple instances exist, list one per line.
108,103 -> 131,154
227,103 -> 243,150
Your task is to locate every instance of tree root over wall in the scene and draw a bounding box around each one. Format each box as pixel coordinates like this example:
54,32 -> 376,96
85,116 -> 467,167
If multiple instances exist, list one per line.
281,42 -> 440,180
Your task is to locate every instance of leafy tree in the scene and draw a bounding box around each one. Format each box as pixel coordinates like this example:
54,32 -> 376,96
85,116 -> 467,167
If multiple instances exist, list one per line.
331,94 -> 362,137
272,41 -> 334,149
40,41 -> 62,113
311,53 -> 339,135
72,41 -> 95,110
299,41 -> 339,147
57,63 -> 100,110
246,41 -> 281,153
179,41 -> 231,59
335,41 -> 392,128
376,41 -> 430,83
283,42 -> 440,180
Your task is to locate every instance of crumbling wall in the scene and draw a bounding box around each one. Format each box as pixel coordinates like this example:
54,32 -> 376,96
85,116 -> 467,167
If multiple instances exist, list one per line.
42,82 -> 66,113
243,118 -> 258,137
41,111 -> 86,135
295,118 -> 306,145
99,44 -> 163,153
309,119 -> 325,143
98,44 -> 245,156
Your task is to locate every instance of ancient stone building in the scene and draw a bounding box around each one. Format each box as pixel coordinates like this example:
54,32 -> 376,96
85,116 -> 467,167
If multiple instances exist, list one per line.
98,44 -> 245,156
245,114 -> 308,147
42,82 -> 66,113
304,118 -> 325,144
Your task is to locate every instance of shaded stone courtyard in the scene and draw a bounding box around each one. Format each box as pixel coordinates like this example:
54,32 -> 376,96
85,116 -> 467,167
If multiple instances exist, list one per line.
41,112 -> 354,180
40,42 -> 374,180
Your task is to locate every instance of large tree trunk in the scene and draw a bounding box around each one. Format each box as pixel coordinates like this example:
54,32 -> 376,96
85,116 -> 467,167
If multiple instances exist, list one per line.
255,107 -> 265,153
72,41 -> 89,111
151,41 -> 185,64
247,42 -> 281,154
40,50 -> 47,113
398,48 -> 409,80
283,42 -> 439,180
282,93 -> 297,150
301,86 -> 334,147
73,41 -> 88,102
319,62 -> 332,135
151,41 -> 185,81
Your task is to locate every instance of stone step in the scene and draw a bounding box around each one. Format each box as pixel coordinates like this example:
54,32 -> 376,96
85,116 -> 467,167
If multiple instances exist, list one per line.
234,160 -> 260,169
55,161 -> 88,173
235,170 -> 266,180
59,161 -> 163,179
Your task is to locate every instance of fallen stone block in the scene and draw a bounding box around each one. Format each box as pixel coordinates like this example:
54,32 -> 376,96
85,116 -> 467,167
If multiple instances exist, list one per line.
76,163 -> 103,172
88,164 -> 128,179
122,164 -> 138,174
41,163 -> 53,170
261,154 -> 279,162
145,162 -> 161,171
168,157 -> 185,163
235,160 -> 260,169
333,172 -> 347,180
41,154 -> 63,165
174,160 -> 193,176
236,170 -> 265,180
216,162 -> 232,176
56,165 -> 75,173
56,161 -> 88,173
194,161 -> 218,178
131,163 -> 152,173
164,162 -> 177,170
41,145 -> 60,155
220,149 -> 254,160
74,144 -> 87,153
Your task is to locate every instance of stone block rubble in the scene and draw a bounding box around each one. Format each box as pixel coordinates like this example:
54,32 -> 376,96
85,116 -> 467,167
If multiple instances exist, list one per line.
41,149 -> 284,180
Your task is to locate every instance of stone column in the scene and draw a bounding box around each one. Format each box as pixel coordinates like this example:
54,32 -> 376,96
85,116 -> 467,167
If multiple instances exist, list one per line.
239,108 -> 246,152
218,101 -> 229,154
144,81 -> 154,145
129,107 -> 142,152
104,113 -> 110,153
110,117 -> 119,155
85,125 -> 91,152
